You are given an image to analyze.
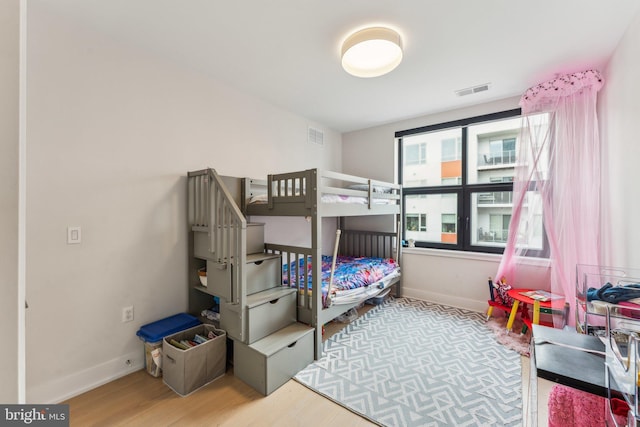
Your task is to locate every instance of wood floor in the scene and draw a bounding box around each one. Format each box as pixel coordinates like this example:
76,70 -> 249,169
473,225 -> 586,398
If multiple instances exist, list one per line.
63,307 -> 552,426
64,369 -> 376,427
64,310 -> 378,427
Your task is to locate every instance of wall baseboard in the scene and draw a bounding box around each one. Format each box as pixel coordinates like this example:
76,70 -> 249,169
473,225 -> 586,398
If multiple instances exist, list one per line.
402,286 -> 488,313
27,350 -> 144,404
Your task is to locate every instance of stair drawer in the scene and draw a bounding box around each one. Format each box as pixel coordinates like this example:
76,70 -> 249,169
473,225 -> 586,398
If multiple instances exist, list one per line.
220,288 -> 296,343
246,256 -> 281,295
234,323 -> 314,395
246,291 -> 296,343
206,254 -> 281,302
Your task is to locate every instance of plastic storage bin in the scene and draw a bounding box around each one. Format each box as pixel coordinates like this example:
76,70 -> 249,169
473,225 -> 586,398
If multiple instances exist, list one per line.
576,264 -> 640,334
136,313 -> 201,377
162,324 -> 226,396
366,288 -> 391,306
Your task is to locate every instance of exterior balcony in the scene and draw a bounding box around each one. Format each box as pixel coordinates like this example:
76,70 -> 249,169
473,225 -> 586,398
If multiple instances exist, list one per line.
477,191 -> 513,206
477,151 -> 516,170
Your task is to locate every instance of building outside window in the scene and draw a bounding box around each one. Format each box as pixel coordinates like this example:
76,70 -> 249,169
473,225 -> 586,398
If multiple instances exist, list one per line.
406,213 -> 427,233
404,142 -> 427,166
397,109 -> 546,254
442,214 -> 457,233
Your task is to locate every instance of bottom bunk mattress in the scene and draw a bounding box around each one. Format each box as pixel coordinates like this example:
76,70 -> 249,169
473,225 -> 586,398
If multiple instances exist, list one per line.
282,255 -> 400,307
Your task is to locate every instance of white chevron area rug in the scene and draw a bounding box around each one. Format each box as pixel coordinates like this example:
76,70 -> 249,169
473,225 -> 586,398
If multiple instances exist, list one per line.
294,297 -> 522,427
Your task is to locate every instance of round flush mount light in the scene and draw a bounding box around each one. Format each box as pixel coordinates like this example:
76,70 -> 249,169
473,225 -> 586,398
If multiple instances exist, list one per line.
341,27 -> 403,78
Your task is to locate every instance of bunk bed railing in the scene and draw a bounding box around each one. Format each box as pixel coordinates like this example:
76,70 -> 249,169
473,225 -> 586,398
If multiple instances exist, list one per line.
207,169 -> 247,308
188,168 -> 247,308
188,171 -> 210,227
264,243 -> 314,314
264,227 -> 401,317
339,229 -> 398,260
267,169 -> 315,209
320,170 -> 401,201
242,169 -> 401,215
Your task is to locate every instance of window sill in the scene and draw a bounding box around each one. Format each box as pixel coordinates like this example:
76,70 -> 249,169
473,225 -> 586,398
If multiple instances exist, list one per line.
402,247 -> 551,267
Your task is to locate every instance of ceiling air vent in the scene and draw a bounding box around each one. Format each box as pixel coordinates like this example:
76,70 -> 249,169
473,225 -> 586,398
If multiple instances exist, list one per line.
455,83 -> 491,97
308,127 -> 324,145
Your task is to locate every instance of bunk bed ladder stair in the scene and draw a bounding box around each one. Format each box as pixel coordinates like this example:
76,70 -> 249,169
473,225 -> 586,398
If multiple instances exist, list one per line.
225,245 -> 314,396
188,168 -> 314,396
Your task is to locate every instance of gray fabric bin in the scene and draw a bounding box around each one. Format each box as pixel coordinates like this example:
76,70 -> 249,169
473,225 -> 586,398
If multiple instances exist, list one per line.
162,324 -> 226,396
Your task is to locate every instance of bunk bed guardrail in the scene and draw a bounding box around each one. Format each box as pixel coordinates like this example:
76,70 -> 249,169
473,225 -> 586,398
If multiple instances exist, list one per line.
263,227 -> 401,326
338,228 -> 399,262
242,169 -> 401,216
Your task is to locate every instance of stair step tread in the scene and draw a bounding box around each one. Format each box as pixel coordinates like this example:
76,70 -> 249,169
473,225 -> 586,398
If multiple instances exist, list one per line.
246,287 -> 296,308
248,323 -> 314,357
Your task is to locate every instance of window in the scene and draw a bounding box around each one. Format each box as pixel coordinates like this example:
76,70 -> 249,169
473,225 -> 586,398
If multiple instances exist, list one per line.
404,142 -> 426,166
441,137 -> 462,162
487,137 -> 516,165
405,194 -> 455,244
406,213 -> 426,232
397,109 -> 544,254
442,214 -> 456,233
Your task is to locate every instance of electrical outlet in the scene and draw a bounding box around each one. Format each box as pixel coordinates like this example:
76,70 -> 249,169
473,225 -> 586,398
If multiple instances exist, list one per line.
122,306 -> 134,323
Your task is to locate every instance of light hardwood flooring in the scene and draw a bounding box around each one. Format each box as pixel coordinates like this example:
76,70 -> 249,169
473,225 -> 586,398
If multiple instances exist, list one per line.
64,308 -> 553,426
64,369 -> 375,427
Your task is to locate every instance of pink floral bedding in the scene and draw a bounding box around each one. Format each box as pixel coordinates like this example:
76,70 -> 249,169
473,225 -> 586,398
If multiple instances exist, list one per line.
282,255 -> 398,304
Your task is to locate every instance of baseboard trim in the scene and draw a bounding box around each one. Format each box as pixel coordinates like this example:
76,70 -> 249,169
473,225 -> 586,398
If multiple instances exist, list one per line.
27,350 -> 144,404
402,287 -> 487,313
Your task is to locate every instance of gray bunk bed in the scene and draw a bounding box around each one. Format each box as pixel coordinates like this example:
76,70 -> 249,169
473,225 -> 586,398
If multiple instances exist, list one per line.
242,168 -> 402,359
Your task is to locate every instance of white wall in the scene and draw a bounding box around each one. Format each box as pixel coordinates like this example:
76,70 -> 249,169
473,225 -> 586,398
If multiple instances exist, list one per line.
25,7 -> 341,403
342,98 -> 552,312
599,11 -> 640,268
0,0 -> 20,404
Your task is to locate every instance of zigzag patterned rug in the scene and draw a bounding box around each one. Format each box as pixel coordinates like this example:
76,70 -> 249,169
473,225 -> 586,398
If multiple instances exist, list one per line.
294,297 -> 522,426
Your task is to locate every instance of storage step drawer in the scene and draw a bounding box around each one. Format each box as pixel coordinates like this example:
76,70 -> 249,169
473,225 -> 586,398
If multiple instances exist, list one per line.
220,287 -> 296,343
234,323 -> 314,395
205,254 -> 281,301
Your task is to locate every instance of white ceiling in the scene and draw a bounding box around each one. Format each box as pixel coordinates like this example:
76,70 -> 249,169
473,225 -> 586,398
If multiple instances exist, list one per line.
35,0 -> 640,133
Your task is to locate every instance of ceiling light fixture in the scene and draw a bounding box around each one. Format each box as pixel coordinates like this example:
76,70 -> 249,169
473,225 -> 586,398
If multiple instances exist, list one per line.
341,27 -> 403,78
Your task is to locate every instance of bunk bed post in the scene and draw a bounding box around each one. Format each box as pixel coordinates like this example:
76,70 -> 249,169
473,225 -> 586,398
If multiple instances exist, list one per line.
395,219 -> 402,297
310,170 -> 323,360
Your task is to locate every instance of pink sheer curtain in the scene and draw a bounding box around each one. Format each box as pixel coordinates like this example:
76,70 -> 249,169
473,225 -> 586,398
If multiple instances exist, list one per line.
495,70 -> 604,327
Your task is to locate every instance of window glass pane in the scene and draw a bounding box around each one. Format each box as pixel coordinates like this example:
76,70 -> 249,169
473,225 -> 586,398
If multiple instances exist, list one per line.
467,117 -> 521,185
402,128 -> 462,188
471,191 -> 512,248
405,194 -> 457,244
470,190 -> 543,250
514,191 -> 544,251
